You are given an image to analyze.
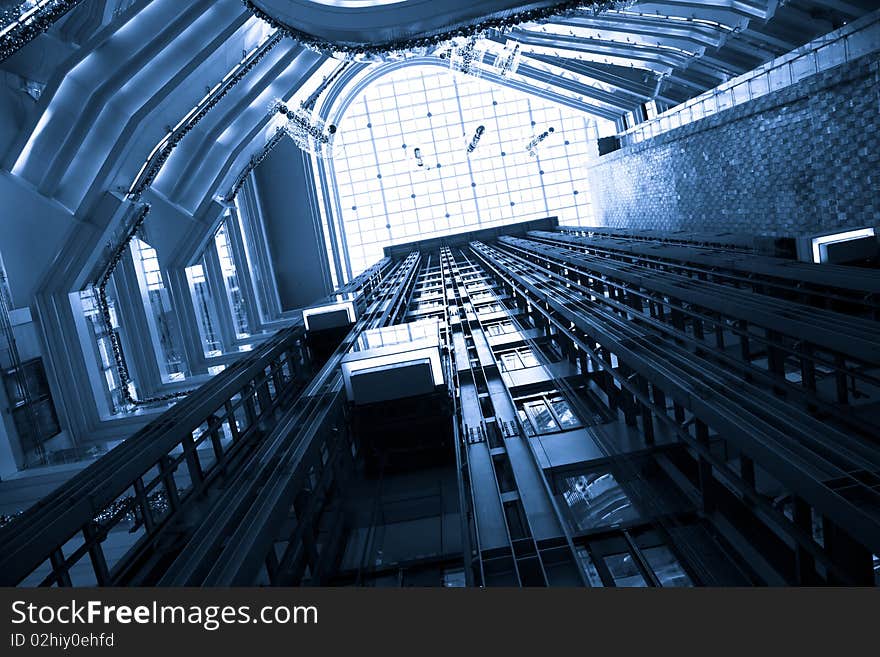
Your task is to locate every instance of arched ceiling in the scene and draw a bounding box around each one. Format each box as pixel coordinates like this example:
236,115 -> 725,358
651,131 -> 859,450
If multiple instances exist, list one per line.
496,0 -> 877,111
248,0 -> 570,47
0,0 -> 875,267
3,1 -> 326,220
0,0 -> 873,434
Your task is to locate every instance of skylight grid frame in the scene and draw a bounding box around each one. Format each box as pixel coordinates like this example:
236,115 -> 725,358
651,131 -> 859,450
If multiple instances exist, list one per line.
325,65 -> 598,279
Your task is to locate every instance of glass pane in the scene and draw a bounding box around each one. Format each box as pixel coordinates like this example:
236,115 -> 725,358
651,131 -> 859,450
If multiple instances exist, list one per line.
642,545 -> 693,588
749,74 -> 769,98
214,220 -> 251,338
732,83 -> 750,105
132,239 -> 189,382
561,473 -> 640,532
500,352 -> 520,372
518,349 -> 539,368
604,552 -> 647,587
486,320 -> 513,336
186,260 -> 223,357
517,409 -> 535,436
443,568 -> 466,587
524,400 -> 558,434
327,64 -> 596,279
550,397 -> 579,429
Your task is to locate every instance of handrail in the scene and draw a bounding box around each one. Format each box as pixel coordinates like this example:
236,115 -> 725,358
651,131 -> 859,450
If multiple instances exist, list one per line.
544,229 -> 880,317
556,225 -> 778,254
0,321 -> 307,585
152,252 -> 422,585
0,0 -> 86,62
0,252 -> 396,586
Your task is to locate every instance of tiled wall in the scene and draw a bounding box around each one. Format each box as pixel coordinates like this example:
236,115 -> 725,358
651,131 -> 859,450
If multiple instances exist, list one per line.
586,53 -> 880,237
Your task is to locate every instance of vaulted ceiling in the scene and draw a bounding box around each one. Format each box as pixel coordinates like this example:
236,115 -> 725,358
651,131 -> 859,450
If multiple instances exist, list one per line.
0,0 -> 875,266
0,0 -> 875,443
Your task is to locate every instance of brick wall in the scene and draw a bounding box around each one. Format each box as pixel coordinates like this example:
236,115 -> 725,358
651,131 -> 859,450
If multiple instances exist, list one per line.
587,53 -> 880,237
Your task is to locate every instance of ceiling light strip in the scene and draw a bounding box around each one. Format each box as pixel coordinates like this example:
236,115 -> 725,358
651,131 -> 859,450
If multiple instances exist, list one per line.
126,29 -> 283,200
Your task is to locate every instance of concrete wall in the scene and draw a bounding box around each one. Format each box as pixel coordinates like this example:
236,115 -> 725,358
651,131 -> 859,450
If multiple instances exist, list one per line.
0,171 -> 77,307
253,137 -> 332,310
587,54 -> 880,237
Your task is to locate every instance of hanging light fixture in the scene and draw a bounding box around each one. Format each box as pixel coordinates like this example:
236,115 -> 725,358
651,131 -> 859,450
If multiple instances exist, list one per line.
447,36 -> 485,79
491,40 -> 521,77
466,125 -> 486,155
278,103 -> 340,159
526,126 -> 556,157
272,59 -> 350,159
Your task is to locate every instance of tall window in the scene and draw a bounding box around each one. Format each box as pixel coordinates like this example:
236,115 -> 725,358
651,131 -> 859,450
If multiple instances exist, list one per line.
78,287 -> 133,414
516,391 -> 581,435
328,65 -> 596,277
132,239 -> 188,382
214,220 -> 251,339
185,260 -> 223,357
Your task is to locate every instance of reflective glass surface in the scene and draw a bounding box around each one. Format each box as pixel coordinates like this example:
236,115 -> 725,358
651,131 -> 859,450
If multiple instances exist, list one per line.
214,221 -> 250,339
186,261 -> 223,358
561,473 -> 640,532
550,396 -> 579,429
524,400 -> 558,433
643,546 -> 693,587
604,552 -> 648,587
354,319 -> 440,351
132,239 -> 188,383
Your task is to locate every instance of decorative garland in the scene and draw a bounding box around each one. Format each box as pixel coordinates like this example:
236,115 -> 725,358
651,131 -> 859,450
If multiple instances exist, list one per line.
0,511 -> 22,529
95,204 -> 194,407
102,33 -> 290,403
94,489 -> 172,529
492,41 -> 521,77
242,0 -> 617,60
223,125 -> 289,203
275,102 -> 331,144
128,30 -> 284,200
225,58 -> 351,197
0,487 -> 172,535
448,35 -> 483,77
0,0 -> 85,62
1,0 -> 616,64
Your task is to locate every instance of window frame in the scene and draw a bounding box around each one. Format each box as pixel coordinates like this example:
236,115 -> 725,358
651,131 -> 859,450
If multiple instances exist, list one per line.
515,390 -> 582,436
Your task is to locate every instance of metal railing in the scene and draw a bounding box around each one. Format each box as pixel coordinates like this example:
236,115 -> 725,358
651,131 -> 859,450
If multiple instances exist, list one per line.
471,239 -> 880,583
0,323 -> 308,586
0,251 -> 400,586
619,11 -> 880,147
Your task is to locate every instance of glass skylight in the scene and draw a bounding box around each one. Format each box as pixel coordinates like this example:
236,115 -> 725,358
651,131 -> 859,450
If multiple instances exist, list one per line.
326,65 -> 598,278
